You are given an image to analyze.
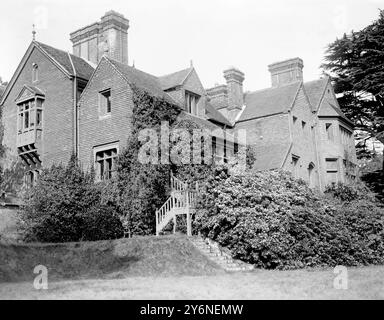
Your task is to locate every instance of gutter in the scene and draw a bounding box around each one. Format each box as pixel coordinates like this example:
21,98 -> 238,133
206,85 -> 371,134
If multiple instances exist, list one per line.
68,52 -> 79,157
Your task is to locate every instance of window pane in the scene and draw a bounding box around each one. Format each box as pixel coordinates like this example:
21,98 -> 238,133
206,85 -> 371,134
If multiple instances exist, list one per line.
25,111 -> 29,129
30,109 -> 35,127
100,90 -> 111,115
99,160 -> 104,180
106,158 -> 112,179
19,113 -> 24,131
37,110 -> 42,126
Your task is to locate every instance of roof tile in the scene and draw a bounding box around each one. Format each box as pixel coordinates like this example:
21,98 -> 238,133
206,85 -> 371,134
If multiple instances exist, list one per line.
252,142 -> 292,171
304,78 -> 328,111
238,81 -> 301,122
158,68 -> 192,90
35,41 -> 94,80
205,102 -> 232,126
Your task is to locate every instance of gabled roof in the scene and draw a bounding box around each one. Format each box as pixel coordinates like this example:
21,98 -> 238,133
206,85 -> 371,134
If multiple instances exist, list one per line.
0,41 -> 95,105
238,81 -> 301,122
158,68 -> 193,90
35,42 -> 94,80
105,57 -> 177,104
304,77 -> 329,112
252,142 -> 292,171
318,100 -> 354,126
15,85 -> 45,103
205,102 -> 232,127
305,77 -> 353,126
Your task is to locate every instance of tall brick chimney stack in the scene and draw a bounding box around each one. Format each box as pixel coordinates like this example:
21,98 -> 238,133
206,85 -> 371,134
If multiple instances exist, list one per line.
70,11 -> 129,65
223,67 -> 245,123
268,57 -> 303,87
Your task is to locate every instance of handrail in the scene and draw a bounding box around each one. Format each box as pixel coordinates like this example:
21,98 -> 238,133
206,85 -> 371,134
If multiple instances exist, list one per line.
156,175 -> 201,235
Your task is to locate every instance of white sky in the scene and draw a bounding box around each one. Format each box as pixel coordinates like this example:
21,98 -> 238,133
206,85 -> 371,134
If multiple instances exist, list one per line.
0,0 -> 382,91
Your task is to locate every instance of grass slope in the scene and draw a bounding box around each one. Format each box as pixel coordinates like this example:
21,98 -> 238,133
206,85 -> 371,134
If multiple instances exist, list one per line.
0,235 -> 223,283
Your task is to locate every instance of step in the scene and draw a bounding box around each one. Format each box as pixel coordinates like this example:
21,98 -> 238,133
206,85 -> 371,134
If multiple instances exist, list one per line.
189,237 -> 255,272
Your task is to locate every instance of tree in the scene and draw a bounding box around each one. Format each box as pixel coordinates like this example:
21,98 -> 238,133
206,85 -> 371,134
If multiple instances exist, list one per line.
322,9 -> 384,170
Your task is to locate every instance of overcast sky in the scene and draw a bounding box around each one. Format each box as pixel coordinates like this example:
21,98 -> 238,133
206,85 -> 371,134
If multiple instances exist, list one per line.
0,0 -> 382,91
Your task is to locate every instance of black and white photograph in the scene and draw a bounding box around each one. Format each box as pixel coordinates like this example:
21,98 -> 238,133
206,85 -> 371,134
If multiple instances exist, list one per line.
0,0 -> 383,307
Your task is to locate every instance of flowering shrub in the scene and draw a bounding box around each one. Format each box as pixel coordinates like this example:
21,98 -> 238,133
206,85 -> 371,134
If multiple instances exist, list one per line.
195,167 -> 384,269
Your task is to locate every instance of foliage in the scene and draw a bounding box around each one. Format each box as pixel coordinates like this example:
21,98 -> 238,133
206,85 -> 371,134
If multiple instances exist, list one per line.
322,9 -> 384,167
361,170 -> 384,204
195,167 -> 384,269
21,155 -> 123,242
324,181 -> 378,203
116,87 -> 182,236
0,160 -> 27,197
79,204 -> 124,241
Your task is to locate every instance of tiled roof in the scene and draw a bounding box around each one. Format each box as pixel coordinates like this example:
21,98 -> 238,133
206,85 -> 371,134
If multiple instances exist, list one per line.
205,102 -> 232,126
35,41 -> 94,80
177,111 -> 221,131
106,57 -> 177,104
252,142 -> 292,171
238,81 -> 301,122
304,78 -> 328,111
106,58 -> 231,127
158,68 -> 192,90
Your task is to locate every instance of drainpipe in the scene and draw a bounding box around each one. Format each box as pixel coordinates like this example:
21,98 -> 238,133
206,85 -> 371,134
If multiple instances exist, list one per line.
312,121 -> 323,191
68,53 -> 78,157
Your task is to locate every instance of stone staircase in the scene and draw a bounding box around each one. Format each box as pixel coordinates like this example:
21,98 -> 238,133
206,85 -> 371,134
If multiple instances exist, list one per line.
189,236 -> 255,272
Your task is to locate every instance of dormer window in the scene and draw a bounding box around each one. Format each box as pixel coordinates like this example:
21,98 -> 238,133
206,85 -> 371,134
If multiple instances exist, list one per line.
185,91 -> 199,115
32,64 -> 38,82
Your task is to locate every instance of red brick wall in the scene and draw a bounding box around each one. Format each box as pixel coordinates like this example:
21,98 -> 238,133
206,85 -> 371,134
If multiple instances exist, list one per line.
1,46 -> 74,169
78,59 -> 133,171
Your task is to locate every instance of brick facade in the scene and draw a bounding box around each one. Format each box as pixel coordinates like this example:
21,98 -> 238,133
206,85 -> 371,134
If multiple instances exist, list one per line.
1,45 -> 75,170
78,59 -> 133,171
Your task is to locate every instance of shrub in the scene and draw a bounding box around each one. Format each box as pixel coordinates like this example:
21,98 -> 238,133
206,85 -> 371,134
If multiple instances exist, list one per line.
21,155 -> 124,242
79,204 -> 124,241
195,167 -> 384,269
324,181 -> 377,203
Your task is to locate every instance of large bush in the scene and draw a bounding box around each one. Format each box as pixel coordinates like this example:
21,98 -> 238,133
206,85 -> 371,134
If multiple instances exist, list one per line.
21,155 -> 124,242
195,167 -> 384,269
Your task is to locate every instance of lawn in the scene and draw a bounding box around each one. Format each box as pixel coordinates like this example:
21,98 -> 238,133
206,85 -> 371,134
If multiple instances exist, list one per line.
1,266 -> 384,299
1,235 -> 384,299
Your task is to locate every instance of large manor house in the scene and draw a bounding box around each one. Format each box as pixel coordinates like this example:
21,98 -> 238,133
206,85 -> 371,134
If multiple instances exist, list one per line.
0,11 -> 357,191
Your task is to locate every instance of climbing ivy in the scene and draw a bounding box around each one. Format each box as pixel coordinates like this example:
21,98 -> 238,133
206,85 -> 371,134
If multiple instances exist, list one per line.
116,86 -> 183,236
